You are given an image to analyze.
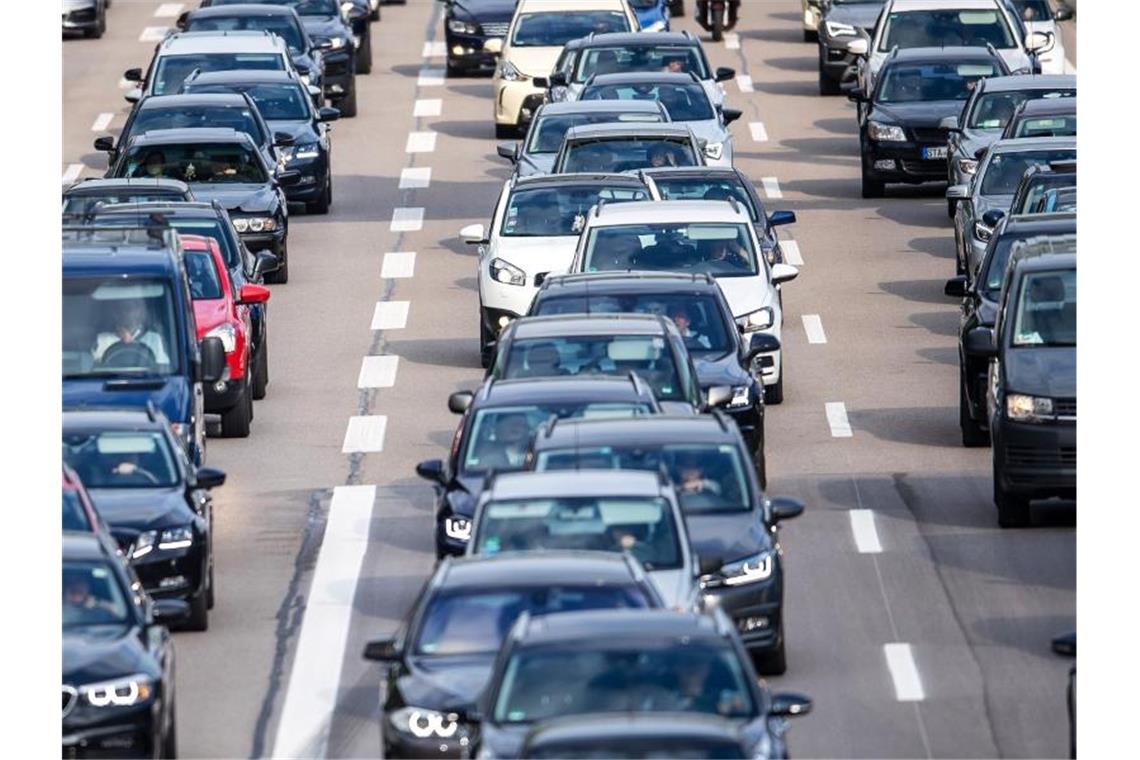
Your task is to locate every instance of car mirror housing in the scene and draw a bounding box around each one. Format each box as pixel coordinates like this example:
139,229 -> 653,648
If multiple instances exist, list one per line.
152,599 -> 191,626
238,284 -> 272,305
254,251 -> 279,277
496,142 -> 519,163
946,184 -> 970,200
123,67 -> 144,82
944,276 -> 968,298
721,107 -> 743,125
533,77 -> 550,89
714,66 -> 736,82
964,326 -> 996,358
982,209 -> 1005,228
195,467 -> 227,490
771,263 -> 799,285
770,692 -> 813,717
416,459 -> 447,485
745,333 -> 781,363
460,223 -> 488,244
847,38 -> 869,56
125,88 -> 142,105
938,115 -> 960,132
93,136 -> 115,152
363,637 -> 402,662
448,391 -> 474,414
768,210 -> 796,227
199,336 -> 226,384
768,496 -> 805,523
318,106 -> 341,122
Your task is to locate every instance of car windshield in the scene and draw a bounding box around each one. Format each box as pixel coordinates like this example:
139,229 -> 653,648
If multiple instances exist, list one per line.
153,53 -> 285,95
532,294 -> 733,354
501,336 -> 686,402
63,561 -> 130,628
980,149 -> 1075,195
981,236 -> 1022,297
493,641 -> 755,723
512,12 -> 630,47
1011,268 -> 1075,347
528,112 -> 665,154
63,490 -> 92,532
243,82 -> 310,120
503,186 -> 650,237
62,431 -> 180,489
536,444 -> 751,513
561,138 -> 698,172
879,9 -> 1015,51
63,277 -> 180,378
168,218 -> 242,270
122,142 -> 268,184
1011,114 -> 1077,138
968,89 -> 1075,129
475,497 -> 683,570
1011,0 -> 1052,20
185,16 -> 303,51
584,223 -> 759,278
876,61 -> 1000,103
582,82 -> 714,121
128,105 -> 265,147
575,46 -> 708,82
415,585 -> 652,657
211,0 -> 336,16
650,177 -> 759,222
185,249 -> 224,300
463,403 -> 654,474
62,191 -> 190,215
1035,188 -> 1076,213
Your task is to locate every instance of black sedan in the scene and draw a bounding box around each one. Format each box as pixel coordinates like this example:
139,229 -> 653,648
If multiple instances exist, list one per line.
63,531 -> 187,758
364,553 -> 664,758
62,409 -> 226,630
442,0 -> 518,76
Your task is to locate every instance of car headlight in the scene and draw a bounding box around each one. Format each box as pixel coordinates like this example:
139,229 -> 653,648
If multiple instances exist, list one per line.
448,19 -> 479,35
736,307 -> 774,333
825,20 -> 857,37
1006,393 -> 1054,422
389,707 -> 461,739
234,217 -> 277,233
282,143 -> 321,162
132,527 -> 194,559
868,121 -> 906,142
728,385 -> 751,409
497,59 -> 526,82
973,221 -> 993,242
325,36 -> 347,50
207,323 -> 237,353
644,19 -> 668,32
704,141 -> 724,161
714,551 -> 775,587
82,675 -> 153,708
489,258 -> 526,286
300,73 -> 311,87
445,517 -> 472,541
957,158 -> 978,175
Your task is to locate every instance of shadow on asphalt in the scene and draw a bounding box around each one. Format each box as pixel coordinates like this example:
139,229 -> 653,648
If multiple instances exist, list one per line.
908,310 -> 959,337
845,405 -> 963,448
915,346 -> 958,366
812,116 -> 858,135
879,278 -> 955,305
908,235 -> 956,261
385,336 -> 484,370
764,55 -> 818,73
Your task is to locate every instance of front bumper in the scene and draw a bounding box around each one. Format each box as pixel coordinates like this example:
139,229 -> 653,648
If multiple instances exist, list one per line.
434,518 -> 471,558
132,543 -> 206,602
205,377 -> 247,412
495,79 -> 546,127
282,155 -> 330,202
992,419 -> 1076,498
63,707 -> 157,759
862,138 -> 948,185
238,227 -> 286,256
703,577 -> 782,651
384,723 -> 473,759
445,31 -> 504,72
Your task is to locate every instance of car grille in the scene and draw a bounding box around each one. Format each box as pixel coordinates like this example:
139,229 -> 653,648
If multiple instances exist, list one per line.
1054,398 -> 1076,418
910,127 -> 947,143
325,59 -> 350,77
481,22 -> 509,37
1005,445 -> 1076,468
62,686 -> 77,718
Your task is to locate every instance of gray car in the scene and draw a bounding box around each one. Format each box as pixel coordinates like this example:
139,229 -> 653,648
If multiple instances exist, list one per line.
816,0 -> 887,95
62,0 -> 109,39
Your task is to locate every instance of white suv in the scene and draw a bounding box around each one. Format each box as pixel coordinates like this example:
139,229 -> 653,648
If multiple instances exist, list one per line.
568,200 -> 798,403
464,173 -> 653,367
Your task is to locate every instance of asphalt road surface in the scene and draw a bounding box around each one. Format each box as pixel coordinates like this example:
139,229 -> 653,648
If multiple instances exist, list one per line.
62,2 -> 1077,757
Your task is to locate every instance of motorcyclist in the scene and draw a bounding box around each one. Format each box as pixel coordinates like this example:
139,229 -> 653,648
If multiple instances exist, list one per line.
695,0 -> 741,38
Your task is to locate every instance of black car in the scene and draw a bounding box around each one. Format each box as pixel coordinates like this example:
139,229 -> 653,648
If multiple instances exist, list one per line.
1008,160 -> 1075,216
363,552 -> 664,758
63,531 -> 187,758
416,373 -> 662,558
442,0 -> 519,76
473,609 -> 812,758
181,69 -> 340,213
973,235 -> 1076,526
107,128 -> 298,282
526,414 -> 805,671
519,713 -> 753,758
816,0 -> 886,95
527,272 -> 776,473
62,178 -> 194,216
61,408 -> 227,629
1000,95 -> 1076,140
945,213 -> 1074,447
849,46 -> 1009,198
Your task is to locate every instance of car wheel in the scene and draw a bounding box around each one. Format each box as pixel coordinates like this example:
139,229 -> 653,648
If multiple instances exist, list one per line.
252,338 -> 269,399
87,8 -> 106,38
357,32 -> 373,75
495,124 -> 517,140
993,458 -> 1031,528
763,358 -> 784,405
948,199 -> 957,220
480,317 -> 495,369
307,176 -> 332,214
753,628 -> 787,676
265,242 -> 289,284
861,164 -> 885,198
959,371 -> 989,447
818,66 -> 841,96
756,444 -> 768,491
220,383 -> 252,438
184,589 -> 209,632
669,0 -> 684,17
339,84 -> 358,118
162,699 -> 177,758
803,29 -> 817,43
206,550 -> 215,610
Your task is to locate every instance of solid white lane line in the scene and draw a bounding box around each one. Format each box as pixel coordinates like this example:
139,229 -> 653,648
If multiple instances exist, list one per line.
399,167 -> 432,189
90,113 -> 114,132
736,75 -> 754,93
270,485 -> 376,760
380,251 -> 416,279
357,356 -> 399,389
154,3 -> 184,17
883,643 -> 925,702
342,416 -> 388,453
849,509 -> 883,554
371,301 -> 410,330
782,240 -> 803,266
390,207 -> 424,232
802,314 -> 827,344
413,98 -> 442,118
422,41 -> 447,58
62,164 -> 84,184
139,27 -> 169,42
749,122 -> 768,142
405,132 -> 437,153
825,402 -> 853,438
760,177 -> 782,199
417,68 -> 445,87
724,33 -> 740,50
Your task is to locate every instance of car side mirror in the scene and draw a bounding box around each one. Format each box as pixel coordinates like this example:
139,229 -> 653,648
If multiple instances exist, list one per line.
768,210 -> 795,227
1025,30 -> 1054,53
151,599 -> 191,626
974,146 -> 988,160
944,275 -> 968,298
496,142 -> 519,163
842,80 -> 864,101
460,223 -> 488,244
696,555 -> 723,576
199,336 -> 226,384
238,284 -> 272,305
1053,4 -> 1074,22
94,136 -> 115,152
533,77 -> 550,89
715,66 -> 736,83
254,251 -> 279,277
847,38 -> 869,56
194,467 -> 227,490
745,333 -> 781,363
1051,632 -> 1076,657
124,68 -> 144,82
448,391 -> 474,414
363,637 -> 402,662
721,107 -> 743,125
938,115 -> 960,131
770,692 -> 813,717
318,106 -> 341,122
175,11 -> 190,30
771,263 -> 799,285
276,169 -> 302,187
705,385 -> 733,409
982,209 -> 1005,228
294,62 -> 311,76
274,132 -> 295,147
946,184 -> 970,200
415,459 -> 447,485
964,326 -> 996,358
549,71 -> 567,87
308,85 -> 323,99
768,496 -> 804,523
125,88 -> 142,105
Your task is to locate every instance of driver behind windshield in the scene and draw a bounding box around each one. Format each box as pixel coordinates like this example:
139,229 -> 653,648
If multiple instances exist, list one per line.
93,298 -> 170,367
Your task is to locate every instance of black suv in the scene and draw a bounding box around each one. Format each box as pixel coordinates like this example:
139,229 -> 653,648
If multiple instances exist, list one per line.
442,0 -> 519,76
816,0 -> 887,95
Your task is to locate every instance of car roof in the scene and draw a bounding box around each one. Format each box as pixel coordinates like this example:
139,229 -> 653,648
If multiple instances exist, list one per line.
990,136 -> 1076,153
488,469 -> 665,501
508,312 -> 673,339
512,172 -> 649,190
641,166 -> 743,181
188,4 -> 299,19
563,122 -> 695,140
1009,234 -> 1076,270
63,178 -> 191,196
517,0 -> 629,11
532,415 -> 736,451
440,552 -> 641,590
63,531 -> 113,562
1003,213 -> 1076,234
537,99 -> 666,116
575,31 -> 699,48
159,30 -> 287,55
538,270 -> 720,296
1014,97 -> 1077,116
475,374 -> 656,406
525,713 -> 743,746
586,71 -> 703,86
90,201 -> 224,219
62,227 -> 181,271
186,69 -> 300,85
588,199 -> 751,224
889,0 -> 1002,10
138,93 -> 252,109
63,408 -> 167,433
516,609 -> 724,646
886,46 -> 1005,63
976,74 -> 1076,93
125,127 -> 254,147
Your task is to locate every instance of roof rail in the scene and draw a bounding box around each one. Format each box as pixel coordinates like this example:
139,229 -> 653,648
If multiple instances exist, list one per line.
595,198 -> 606,216
622,552 -> 649,583
628,371 -> 648,398
145,400 -> 159,422
710,409 -> 732,433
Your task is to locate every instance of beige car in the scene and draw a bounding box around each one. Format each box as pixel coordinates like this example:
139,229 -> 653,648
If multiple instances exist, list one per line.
493,0 -> 640,138
802,0 -> 823,41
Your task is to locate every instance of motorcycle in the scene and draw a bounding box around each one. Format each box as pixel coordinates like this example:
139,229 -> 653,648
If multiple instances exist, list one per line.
695,0 -> 740,42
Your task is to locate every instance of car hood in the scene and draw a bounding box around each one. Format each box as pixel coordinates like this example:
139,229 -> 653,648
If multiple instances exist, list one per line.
976,193 -> 1014,216
494,235 -> 579,278
63,625 -> 154,686
193,298 -> 229,338
686,512 -> 769,563
266,119 -> 319,145
1005,346 -> 1074,398
649,567 -> 696,610
826,3 -> 884,31
452,0 -> 518,22
959,128 -> 1002,159
870,100 -> 967,128
681,119 -> 729,145
693,351 -> 750,389
300,16 -> 350,41
505,47 -> 563,79
85,487 -> 192,540
450,474 -> 488,519
516,152 -> 556,177
400,654 -> 495,710
190,183 -> 278,214
714,276 -> 773,319
63,377 -> 192,431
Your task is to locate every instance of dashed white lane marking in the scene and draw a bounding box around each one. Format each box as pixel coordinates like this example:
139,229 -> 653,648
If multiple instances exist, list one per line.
139,27 -> 169,42
782,240 -> 804,266
884,643 -> 925,702
825,402 -> 853,438
399,167 -> 432,189
417,68 -> 445,87
270,484 -> 376,760
413,98 -> 442,118
154,3 -> 184,17
760,177 -> 782,199
62,164 -> 84,184
342,416 -> 388,453
736,75 -> 754,93
749,122 -> 768,142
357,356 -> 399,389
849,509 -> 883,554
380,251 -> 416,278
371,301 -> 410,330
405,131 -> 437,153
422,40 -> 447,58
724,33 -> 740,50
802,314 -> 827,344
90,113 -> 114,132
390,207 -> 425,232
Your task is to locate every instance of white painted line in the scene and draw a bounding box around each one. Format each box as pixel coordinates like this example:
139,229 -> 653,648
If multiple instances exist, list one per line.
270,484 -> 375,760
90,113 -> 114,132
357,356 -> 400,389
413,98 -> 442,118
154,3 -> 184,18
825,402 -> 853,438
724,33 -> 740,50
405,131 -> 437,154
802,314 -> 827,344
749,122 -> 768,142
390,207 -> 425,232
782,240 -> 804,266
422,41 -> 447,58
736,75 -> 754,93
849,509 -> 883,554
884,643 -> 925,702
418,68 -> 445,87
371,301 -> 410,330
139,26 -> 169,42
399,167 -> 432,190
61,164 -> 84,184
343,416 -> 388,453
761,177 -> 782,199
380,251 -> 417,279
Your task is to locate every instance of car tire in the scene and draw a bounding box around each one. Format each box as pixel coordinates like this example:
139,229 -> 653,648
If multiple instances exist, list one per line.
206,550 -> 215,610
994,459 -> 1031,528
252,339 -> 269,399
162,701 -> 177,759
339,84 -> 358,118
87,9 -> 106,38
861,165 -> 885,198
669,0 -> 684,17
265,243 -> 289,284
357,32 -> 373,75
959,371 -> 988,447
184,590 -> 209,632
480,317 -> 495,369
753,629 -> 787,676
763,360 -> 784,405
948,199 -> 957,219
495,124 -> 517,140
307,177 -> 332,214
804,29 -> 818,43
818,66 -> 841,96
220,383 -> 253,438
756,446 -> 768,491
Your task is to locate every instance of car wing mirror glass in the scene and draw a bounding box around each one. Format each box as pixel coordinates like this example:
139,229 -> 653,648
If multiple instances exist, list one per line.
194,467 -> 227,490
768,496 -> 805,523
363,637 -> 402,661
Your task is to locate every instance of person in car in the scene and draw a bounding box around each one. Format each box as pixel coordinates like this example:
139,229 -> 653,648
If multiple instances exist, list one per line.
480,413 -> 534,470
63,574 -> 119,619
701,237 -> 750,270
93,298 -> 170,367
662,55 -> 687,74
648,143 -> 679,168
591,234 -> 643,270
669,305 -> 712,349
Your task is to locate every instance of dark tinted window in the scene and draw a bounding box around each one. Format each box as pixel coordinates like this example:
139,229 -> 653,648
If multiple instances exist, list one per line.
533,293 -> 732,353
575,46 -> 708,82
582,82 -> 713,121
185,15 -> 303,50
154,53 -> 284,95
122,142 -> 267,184
980,149 -> 1075,195
129,105 -> 265,146
185,249 -> 224,299
63,490 -> 92,532
502,185 -> 649,237
650,177 -> 759,221
562,138 -> 698,172
528,112 -> 665,154
880,9 -> 1015,51
62,431 -> 180,489
62,277 -> 179,378
968,89 -> 1075,129
1011,269 -> 1075,347
877,61 -> 1000,103
63,561 -> 130,627
512,12 -> 630,47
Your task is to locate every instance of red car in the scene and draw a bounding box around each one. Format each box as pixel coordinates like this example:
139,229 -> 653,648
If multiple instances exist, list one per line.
181,234 -> 270,438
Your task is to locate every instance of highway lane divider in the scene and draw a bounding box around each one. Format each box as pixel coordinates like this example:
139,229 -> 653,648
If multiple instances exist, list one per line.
883,643 -> 925,702
414,99 -> 442,117
405,132 -> 438,153
357,356 -> 400,389
848,509 -> 883,553
825,402 -> 853,438
801,314 -> 827,344
342,416 -> 389,453
371,301 -> 410,331
760,177 -> 782,199
782,240 -> 803,266
390,207 -> 425,232
749,122 -> 768,142
417,68 -> 445,87
381,251 -> 417,278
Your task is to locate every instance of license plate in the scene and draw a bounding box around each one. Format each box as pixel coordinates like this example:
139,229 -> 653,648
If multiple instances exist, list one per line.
923,146 -> 948,160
